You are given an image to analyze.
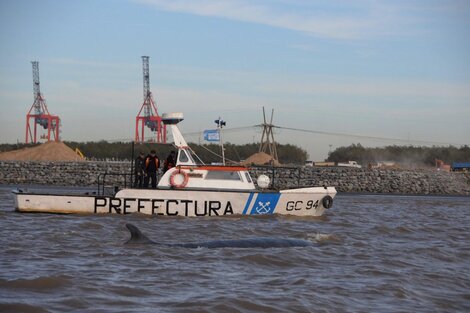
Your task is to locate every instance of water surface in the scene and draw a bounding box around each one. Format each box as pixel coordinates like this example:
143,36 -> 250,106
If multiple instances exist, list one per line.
0,186 -> 469,312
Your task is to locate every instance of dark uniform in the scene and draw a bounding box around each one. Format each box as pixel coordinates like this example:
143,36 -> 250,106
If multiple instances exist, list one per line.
163,151 -> 176,173
144,150 -> 159,189
133,153 -> 145,188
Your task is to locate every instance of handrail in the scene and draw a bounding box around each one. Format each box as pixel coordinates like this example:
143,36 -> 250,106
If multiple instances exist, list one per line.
248,165 -> 304,189
97,172 -> 132,195
96,171 -> 161,195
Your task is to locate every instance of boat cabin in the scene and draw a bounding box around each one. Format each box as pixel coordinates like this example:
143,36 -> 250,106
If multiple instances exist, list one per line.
156,113 -> 256,191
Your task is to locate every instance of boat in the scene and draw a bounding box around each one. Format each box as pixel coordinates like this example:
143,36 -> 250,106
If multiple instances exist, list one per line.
13,113 -> 337,217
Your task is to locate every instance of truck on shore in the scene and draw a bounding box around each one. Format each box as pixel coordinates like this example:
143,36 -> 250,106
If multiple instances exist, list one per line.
304,160 -> 360,168
304,161 -> 335,167
337,161 -> 362,168
452,162 -> 470,172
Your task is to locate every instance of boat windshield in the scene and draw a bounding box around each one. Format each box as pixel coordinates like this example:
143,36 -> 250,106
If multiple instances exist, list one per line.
177,149 -> 197,166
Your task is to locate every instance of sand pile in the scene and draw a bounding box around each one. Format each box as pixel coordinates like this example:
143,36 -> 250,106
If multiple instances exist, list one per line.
0,141 -> 84,162
241,152 -> 280,166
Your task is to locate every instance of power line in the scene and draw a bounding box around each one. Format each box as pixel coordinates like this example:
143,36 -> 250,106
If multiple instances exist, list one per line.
64,125 -> 466,147
271,125 -> 467,146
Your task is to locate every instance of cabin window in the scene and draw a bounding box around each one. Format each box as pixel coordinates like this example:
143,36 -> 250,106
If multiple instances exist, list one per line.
244,172 -> 252,183
178,150 -> 189,163
206,171 -> 242,181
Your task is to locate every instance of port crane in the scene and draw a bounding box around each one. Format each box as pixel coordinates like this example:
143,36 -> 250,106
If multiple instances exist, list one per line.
135,56 -> 166,143
25,61 -> 60,143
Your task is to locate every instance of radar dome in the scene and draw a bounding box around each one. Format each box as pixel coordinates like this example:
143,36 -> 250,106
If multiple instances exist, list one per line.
162,113 -> 184,125
257,174 -> 270,189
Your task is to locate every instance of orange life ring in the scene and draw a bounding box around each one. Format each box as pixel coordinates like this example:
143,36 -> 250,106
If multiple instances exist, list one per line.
169,170 -> 189,188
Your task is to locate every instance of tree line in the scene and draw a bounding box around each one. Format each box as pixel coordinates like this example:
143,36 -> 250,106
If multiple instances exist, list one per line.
0,141 -> 308,165
327,144 -> 470,166
4,141 -> 468,166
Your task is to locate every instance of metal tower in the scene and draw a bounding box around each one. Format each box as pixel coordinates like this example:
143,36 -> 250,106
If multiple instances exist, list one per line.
25,61 -> 60,143
259,107 -> 278,162
135,56 -> 166,143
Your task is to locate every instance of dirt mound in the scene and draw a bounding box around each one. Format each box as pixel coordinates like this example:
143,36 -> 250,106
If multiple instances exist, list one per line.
0,141 -> 84,162
241,152 -> 280,166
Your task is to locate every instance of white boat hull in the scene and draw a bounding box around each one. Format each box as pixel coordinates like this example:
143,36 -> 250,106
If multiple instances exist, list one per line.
13,187 -> 337,217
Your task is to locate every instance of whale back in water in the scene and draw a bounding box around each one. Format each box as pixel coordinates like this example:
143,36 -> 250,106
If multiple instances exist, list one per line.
125,223 -> 314,249
125,223 -> 157,244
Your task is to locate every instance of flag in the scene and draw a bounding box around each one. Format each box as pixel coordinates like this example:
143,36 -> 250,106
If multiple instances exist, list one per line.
203,129 -> 220,142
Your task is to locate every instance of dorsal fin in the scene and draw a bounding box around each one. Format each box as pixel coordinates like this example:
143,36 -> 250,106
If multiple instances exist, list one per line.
125,223 -> 155,244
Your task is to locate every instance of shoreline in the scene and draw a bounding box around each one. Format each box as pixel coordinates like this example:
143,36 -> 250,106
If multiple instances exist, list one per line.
1,160 -> 469,196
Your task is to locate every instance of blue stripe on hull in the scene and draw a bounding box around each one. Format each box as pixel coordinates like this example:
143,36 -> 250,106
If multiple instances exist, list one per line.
242,193 -> 254,215
249,193 -> 281,215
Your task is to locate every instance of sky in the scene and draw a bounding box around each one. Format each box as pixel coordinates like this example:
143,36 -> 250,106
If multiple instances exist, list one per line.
0,0 -> 469,160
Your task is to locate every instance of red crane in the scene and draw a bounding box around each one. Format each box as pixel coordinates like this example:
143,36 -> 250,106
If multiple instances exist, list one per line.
25,61 -> 60,144
135,56 -> 166,143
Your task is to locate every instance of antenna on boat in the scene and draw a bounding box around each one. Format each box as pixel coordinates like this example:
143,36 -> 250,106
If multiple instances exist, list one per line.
215,117 -> 226,165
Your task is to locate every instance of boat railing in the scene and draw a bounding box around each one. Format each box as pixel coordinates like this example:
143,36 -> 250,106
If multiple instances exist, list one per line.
97,172 -> 132,196
248,165 -> 304,190
96,172 -> 163,195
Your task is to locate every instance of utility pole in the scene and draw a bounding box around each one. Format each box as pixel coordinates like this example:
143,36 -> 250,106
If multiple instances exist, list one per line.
259,107 -> 278,162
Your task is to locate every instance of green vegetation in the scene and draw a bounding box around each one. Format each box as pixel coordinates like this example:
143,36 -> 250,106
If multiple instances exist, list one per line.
0,141 -> 308,164
327,144 -> 470,166
0,143 -> 40,151
5,141 -> 468,166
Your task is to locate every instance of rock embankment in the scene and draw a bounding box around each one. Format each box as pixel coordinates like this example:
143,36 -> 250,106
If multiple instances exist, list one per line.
1,161 -> 469,195
250,166 -> 470,195
0,161 -> 129,188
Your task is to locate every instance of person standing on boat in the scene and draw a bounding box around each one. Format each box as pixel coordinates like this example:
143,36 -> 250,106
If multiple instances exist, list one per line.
144,150 -> 160,189
133,152 -> 146,188
163,151 -> 176,173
